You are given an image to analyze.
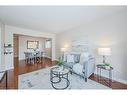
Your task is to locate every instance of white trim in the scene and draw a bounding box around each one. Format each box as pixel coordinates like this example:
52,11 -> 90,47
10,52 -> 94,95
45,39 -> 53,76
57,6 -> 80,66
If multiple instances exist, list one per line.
53,58 -> 59,61
112,77 -> 127,85
45,56 -> 52,59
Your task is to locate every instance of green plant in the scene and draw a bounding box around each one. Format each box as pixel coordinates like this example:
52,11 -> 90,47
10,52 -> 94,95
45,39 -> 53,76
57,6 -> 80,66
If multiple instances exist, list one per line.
105,63 -> 111,67
57,60 -> 64,66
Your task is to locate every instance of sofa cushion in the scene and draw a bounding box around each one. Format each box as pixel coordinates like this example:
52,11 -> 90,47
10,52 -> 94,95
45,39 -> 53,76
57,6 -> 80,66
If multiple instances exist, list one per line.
73,63 -> 84,76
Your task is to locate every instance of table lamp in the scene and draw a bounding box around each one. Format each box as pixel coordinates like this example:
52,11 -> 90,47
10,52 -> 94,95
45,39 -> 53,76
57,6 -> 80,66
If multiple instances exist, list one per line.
98,48 -> 111,64
60,48 -> 66,60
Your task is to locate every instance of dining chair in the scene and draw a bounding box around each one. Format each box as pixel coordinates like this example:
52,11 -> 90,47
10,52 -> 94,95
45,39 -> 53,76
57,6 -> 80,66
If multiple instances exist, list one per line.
35,51 -> 41,63
24,52 -> 34,64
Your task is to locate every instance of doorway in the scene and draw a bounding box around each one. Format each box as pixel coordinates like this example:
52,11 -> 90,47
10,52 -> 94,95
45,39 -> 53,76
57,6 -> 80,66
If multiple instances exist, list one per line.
13,34 -> 19,59
13,34 -> 52,64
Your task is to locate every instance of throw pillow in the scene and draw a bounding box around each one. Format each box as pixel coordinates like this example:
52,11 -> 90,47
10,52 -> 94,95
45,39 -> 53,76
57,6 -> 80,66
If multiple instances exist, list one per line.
67,54 -> 74,63
73,54 -> 80,63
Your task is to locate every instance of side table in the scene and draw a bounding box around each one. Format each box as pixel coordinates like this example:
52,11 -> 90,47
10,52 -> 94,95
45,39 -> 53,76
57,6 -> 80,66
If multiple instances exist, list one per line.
96,64 -> 113,86
50,66 -> 70,90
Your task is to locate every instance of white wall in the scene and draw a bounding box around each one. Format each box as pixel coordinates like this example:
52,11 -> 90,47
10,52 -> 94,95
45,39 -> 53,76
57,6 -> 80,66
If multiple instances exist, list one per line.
0,23 -> 1,70
4,25 -> 56,70
19,35 -> 46,60
0,22 -> 5,71
56,11 -> 127,83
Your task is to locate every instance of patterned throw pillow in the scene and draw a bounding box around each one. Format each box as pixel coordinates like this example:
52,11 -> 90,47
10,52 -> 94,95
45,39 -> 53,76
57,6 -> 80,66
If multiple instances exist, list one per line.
66,54 -> 75,63
73,54 -> 80,63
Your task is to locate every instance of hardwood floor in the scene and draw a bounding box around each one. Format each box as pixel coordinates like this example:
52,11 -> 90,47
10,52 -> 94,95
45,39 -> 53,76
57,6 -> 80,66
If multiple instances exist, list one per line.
0,57 -> 127,89
0,57 -> 56,89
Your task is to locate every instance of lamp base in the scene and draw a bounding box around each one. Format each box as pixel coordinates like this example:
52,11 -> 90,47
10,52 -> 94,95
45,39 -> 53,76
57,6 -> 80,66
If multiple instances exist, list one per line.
103,55 -> 106,64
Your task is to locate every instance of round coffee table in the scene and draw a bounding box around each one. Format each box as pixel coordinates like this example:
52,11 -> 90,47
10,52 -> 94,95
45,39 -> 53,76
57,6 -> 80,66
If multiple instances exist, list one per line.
50,66 -> 70,90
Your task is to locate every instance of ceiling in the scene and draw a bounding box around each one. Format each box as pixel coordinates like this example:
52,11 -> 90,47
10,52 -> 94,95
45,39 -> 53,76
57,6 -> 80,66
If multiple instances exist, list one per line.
0,6 -> 126,34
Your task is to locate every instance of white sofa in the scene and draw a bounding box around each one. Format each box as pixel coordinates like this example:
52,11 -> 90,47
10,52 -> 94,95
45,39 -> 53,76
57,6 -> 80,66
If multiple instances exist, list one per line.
62,52 -> 95,82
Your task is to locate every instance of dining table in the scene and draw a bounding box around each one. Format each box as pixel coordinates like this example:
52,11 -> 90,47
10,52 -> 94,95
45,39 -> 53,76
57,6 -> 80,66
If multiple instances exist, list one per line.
24,51 -> 44,64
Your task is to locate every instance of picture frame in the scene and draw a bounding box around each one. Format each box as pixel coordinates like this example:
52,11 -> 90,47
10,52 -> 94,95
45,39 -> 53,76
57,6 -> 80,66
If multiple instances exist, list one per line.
27,40 -> 39,49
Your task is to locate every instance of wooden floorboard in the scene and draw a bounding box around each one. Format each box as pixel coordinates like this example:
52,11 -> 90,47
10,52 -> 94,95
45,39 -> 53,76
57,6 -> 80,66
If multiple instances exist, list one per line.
0,57 -> 56,89
0,57 -> 127,89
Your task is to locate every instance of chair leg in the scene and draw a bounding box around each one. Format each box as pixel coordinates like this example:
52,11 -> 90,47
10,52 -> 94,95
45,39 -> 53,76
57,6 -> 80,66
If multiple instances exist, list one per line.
70,71 -> 72,74
36,57 -> 40,63
85,78 -> 87,82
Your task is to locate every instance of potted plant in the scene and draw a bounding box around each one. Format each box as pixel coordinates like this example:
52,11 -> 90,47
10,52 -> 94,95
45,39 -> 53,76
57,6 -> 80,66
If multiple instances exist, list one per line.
57,59 -> 64,66
56,59 -> 64,70
105,63 -> 111,69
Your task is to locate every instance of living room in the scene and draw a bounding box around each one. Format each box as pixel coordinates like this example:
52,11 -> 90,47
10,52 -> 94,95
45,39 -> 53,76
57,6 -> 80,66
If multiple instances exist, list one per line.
0,6 -> 127,90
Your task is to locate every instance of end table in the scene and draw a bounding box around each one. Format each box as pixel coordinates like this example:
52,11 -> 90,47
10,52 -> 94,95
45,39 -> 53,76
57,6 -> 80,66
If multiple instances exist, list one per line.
96,64 -> 113,86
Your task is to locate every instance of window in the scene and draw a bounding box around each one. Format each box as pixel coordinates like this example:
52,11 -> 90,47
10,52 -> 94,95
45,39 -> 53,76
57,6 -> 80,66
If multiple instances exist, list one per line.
45,40 -> 51,48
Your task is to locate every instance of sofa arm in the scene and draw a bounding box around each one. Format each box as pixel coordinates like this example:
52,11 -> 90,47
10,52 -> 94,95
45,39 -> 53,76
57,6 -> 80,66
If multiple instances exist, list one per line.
83,57 -> 95,78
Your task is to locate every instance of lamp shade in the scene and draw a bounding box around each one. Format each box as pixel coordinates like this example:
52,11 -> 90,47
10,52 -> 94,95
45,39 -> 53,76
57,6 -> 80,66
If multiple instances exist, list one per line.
61,48 -> 66,52
98,48 -> 111,56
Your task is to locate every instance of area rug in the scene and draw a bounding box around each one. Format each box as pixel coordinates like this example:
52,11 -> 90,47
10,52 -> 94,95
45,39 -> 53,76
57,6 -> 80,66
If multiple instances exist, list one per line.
18,66 -> 111,89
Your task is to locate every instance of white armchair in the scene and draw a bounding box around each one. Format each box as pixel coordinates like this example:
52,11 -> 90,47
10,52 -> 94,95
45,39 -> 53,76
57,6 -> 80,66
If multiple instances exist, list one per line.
63,52 -> 95,82
72,53 -> 95,82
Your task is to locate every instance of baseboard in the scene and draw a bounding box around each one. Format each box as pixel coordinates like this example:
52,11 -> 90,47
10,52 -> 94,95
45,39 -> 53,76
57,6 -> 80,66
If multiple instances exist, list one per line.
54,59 -> 59,61
45,56 -> 52,59
5,66 -> 14,71
94,72 -> 127,85
113,77 -> 127,85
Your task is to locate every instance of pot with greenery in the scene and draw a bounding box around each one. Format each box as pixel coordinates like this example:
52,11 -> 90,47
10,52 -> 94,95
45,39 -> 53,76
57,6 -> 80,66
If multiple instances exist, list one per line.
57,59 -> 64,66
57,59 -> 65,70
104,63 -> 111,69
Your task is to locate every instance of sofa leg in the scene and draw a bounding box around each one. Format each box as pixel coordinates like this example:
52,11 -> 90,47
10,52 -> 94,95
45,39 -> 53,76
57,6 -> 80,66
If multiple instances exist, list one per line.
70,71 -> 72,74
85,78 -> 87,82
